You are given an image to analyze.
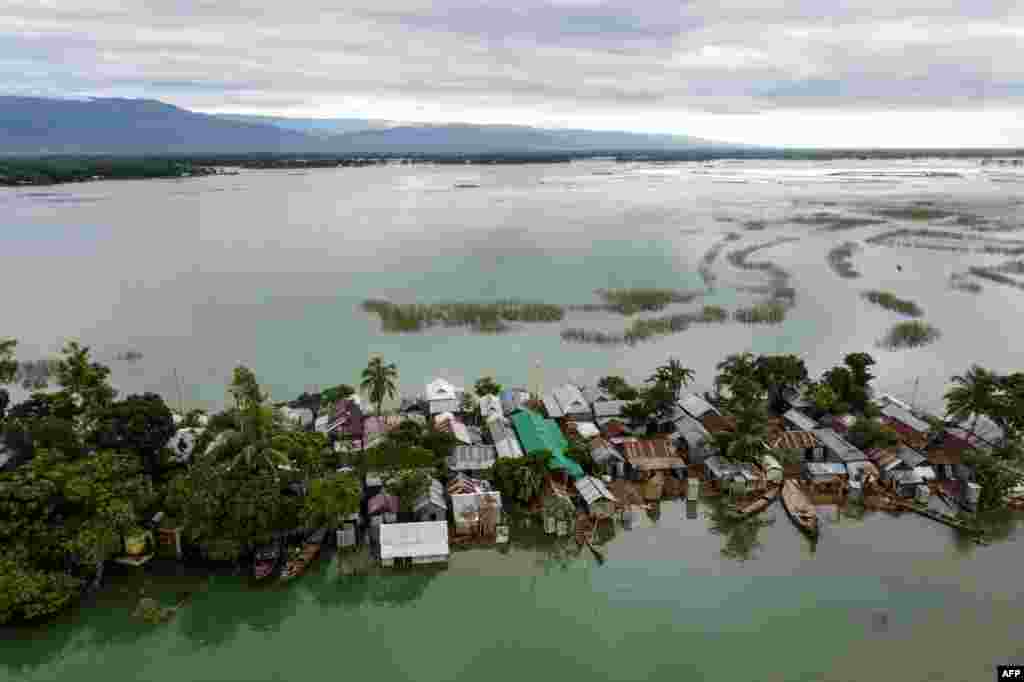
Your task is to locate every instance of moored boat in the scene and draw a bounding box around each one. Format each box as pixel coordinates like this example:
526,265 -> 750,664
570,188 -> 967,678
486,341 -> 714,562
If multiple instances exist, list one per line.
253,541 -> 282,580
280,528 -> 327,581
734,485 -> 780,517
781,480 -> 819,537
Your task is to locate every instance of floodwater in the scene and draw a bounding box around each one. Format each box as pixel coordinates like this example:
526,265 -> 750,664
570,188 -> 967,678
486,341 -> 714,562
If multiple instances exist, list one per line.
3,158 -> 1023,414
3,501 -> 1023,682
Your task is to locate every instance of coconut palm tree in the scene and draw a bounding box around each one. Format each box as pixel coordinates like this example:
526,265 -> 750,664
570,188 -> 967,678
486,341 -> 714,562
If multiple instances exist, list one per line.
945,365 -> 999,439
648,358 -> 695,400
714,353 -> 761,406
713,399 -> 770,467
212,405 -> 291,477
360,357 -> 398,419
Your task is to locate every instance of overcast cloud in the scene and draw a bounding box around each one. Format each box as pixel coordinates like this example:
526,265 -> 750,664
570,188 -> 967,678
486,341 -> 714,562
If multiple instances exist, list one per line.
3,0 -> 1023,146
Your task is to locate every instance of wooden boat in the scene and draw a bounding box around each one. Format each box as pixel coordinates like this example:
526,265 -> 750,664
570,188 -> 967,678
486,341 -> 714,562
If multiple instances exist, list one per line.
781,480 -> 819,537
253,541 -> 282,580
734,485 -> 780,517
280,528 -> 327,580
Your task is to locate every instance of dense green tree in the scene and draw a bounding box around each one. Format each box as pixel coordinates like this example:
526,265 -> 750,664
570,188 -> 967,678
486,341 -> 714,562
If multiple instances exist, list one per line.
648,358 -> 695,400
182,409 -> 207,429
360,357 -> 398,417
227,366 -> 265,411
362,443 -> 435,481
289,392 -> 323,427
597,376 -> 638,400
715,353 -> 768,411
319,384 -> 355,413
490,452 -> 550,505
963,450 -> 1024,512
621,400 -> 654,427
93,393 -> 176,481
209,405 -> 290,476
712,399 -> 770,466
0,449 -> 156,624
642,381 -> 679,425
387,470 -> 431,515
566,439 -> 602,477
474,376 -> 503,397
847,418 -> 901,451
0,338 -> 16,385
945,365 -> 1000,440
753,354 -> 809,412
301,471 -> 360,528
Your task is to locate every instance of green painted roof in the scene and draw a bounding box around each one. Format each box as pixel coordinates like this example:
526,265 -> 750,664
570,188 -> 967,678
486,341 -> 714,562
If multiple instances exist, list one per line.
510,409 -> 584,479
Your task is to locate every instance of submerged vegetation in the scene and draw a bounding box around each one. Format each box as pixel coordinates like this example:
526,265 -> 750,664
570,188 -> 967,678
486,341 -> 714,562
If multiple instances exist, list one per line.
878,321 -> 942,349
873,206 -> 957,221
733,302 -> 788,325
699,232 -> 742,287
0,158 -> 215,186
361,299 -> 564,333
827,242 -> 861,279
967,262 -> 1024,292
562,306 -> 730,346
861,290 -> 923,317
949,274 -> 983,293
593,288 -> 703,314
790,213 -> 884,231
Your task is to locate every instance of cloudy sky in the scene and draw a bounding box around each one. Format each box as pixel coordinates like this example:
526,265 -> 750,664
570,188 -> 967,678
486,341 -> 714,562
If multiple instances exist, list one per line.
3,0 -> 1023,146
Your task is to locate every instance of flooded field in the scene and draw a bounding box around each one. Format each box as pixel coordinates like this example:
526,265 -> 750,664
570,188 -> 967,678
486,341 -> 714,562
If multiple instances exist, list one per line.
2,158 -> 1023,415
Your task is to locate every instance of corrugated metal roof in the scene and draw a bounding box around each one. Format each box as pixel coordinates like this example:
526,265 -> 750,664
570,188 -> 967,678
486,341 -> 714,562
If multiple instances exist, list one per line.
542,394 -> 564,418
414,478 -> 446,514
510,409 -> 583,478
487,417 -> 524,459
803,462 -> 848,477
622,439 -> 684,471
702,414 -> 736,434
575,476 -> 617,505
879,403 -> 931,434
784,409 -> 819,431
812,428 -> 866,462
680,394 -> 716,419
448,445 -> 498,471
846,460 -> 880,482
951,414 -> 1004,445
426,378 -> 459,402
553,384 -> 590,415
894,446 -> 927,468
379,521 -> 449,560
771,431 -> 819,450
592,400 -> 630,418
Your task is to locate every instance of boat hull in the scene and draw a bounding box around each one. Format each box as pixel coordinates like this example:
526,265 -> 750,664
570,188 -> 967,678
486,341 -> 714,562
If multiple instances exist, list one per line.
781,481 -> 819,537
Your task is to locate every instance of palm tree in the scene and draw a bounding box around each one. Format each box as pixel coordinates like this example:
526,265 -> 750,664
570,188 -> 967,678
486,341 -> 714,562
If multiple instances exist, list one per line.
212,405 -> 291,478
714,353 -> 760,404
649,358 -> 695,400
713,400 -> 770,467
360,357 -> 398,419
945,365 -> 999,439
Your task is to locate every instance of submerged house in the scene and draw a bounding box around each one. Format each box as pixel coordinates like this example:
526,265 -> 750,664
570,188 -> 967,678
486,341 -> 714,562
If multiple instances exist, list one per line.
500,388 -> 532,416
447,445 -> 498,476
426,378 -> 463,416
574,476 -> 617,517
378,521 -> 449,567
510,409 -> 585,479
487,416 -> 525,460
877,401 -> 932,449
367,493 -> 400,527
591,400 -> 630,421
590,438 -> 626,479
673,413 -> 714,465
621,438 -> 686,480
769,431 -> 822,462
542,384 -> 592,420
478,394 -> 503,422
802,462 -> 848,489
414,478 -> 447,523
450,491 -> 503,536
812,428 -> 867,465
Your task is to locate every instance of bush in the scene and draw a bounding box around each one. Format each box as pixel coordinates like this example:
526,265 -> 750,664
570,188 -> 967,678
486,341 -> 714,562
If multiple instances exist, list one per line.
861,290 -> 923,317
878,321 -> 941,349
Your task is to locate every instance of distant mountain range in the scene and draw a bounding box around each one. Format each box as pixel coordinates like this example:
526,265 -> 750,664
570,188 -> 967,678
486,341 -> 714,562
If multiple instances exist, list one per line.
0,96 -> 739,155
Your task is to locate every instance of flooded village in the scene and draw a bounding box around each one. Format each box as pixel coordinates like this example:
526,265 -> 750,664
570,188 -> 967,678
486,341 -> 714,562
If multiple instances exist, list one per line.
109,350 -> 1023,585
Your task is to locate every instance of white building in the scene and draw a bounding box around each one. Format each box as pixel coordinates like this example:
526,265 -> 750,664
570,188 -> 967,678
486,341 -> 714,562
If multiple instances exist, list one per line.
378,521 -> 450,567
426,378 -> 463,415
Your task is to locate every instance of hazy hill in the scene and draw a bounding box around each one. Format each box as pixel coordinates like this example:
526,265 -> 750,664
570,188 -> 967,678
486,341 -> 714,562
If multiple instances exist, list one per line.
0,96 -> 730,155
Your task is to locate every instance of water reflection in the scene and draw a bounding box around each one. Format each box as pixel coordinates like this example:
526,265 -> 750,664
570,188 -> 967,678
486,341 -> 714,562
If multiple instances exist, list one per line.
177,577 -> 301,647
704,498 -> 776,562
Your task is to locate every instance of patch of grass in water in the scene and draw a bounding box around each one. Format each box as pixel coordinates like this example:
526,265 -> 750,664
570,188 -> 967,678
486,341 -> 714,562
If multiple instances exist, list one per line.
878,321 -> 942,349
791,213 -> 884,231
874,206 -> 956,221
861,290 -> 923,317
733,302 -> 788,325
594,288 -> 703,315
562,305 -> 730,346
967,267 -> 1024,291
362,299 -> 563,333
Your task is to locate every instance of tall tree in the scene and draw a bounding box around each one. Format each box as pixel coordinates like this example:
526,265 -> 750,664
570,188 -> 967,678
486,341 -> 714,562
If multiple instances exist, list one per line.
712,399 -> 770,466
963,450 -> 1024,512
360,357 -> 398,418
649,358 -> 695,400
715,353 -> 761,405
93,393 -> 176,481
388,470 -> 431,516
228,366 -> 265,411
842,352 -> 876,412
474,376 -> 503,398
945,365 -> 1000,439
301,471 -> 360,528
0,338 -> 16,385
210,405 -> 290,475
753,354 -> 809,412
319,384 -> 355,413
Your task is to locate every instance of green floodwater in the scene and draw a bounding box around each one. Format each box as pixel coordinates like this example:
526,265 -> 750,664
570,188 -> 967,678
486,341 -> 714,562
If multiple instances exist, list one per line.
4,500 -> 1024,682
